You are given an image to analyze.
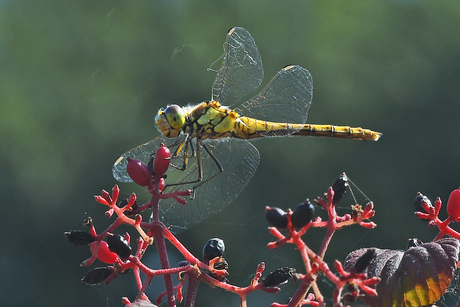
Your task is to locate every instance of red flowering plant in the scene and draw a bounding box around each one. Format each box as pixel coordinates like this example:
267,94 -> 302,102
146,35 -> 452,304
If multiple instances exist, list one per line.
264,173 -> 379,306
338,189 -> 460,307
65,140 -> 382,306
66,144 -> 286,306
65,141 -> 460,306
414,188 -> 460,240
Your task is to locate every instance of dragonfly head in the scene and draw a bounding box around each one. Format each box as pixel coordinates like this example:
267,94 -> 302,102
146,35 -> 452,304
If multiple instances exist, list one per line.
155,104 -> 186,138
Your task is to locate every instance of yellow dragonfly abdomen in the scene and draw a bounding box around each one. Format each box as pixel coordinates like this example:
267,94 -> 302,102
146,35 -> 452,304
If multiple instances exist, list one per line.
236,117 -> 381,141
293,124 -> 381,140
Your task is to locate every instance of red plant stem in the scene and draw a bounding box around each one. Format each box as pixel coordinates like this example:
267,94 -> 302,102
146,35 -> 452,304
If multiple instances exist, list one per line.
287,277 -> 313,307
198,272 -> 278,296
318,199 -> 338,258
151,194 -> 161,224
129,256 -> 191,277
332,288 -> 342,307
137,275 -> 154,301
151,224 -> 176,307
434,216 -> 460,240
94,193 -> 152,242
318,226 -> 335,259
134,200 -> 154,214
163,227 -> 200,265
305,251 -> 326,305
133,266 -> 142,291
93,218 -> 124,241
287,243 -> 312,306
146,192 -> 176,307
288,237 -> 326,307
184,268 -> 200,307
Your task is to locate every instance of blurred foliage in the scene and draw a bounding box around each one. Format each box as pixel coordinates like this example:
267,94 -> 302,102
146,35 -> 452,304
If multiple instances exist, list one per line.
1,0 -> 460,306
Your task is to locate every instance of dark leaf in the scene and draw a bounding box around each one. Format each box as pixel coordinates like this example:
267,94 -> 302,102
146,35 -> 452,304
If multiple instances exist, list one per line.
353,248 -> 376,274
344,237 -> 459,307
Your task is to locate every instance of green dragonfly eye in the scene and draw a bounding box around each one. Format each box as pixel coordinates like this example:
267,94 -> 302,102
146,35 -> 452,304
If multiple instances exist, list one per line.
164,104 -> 185,129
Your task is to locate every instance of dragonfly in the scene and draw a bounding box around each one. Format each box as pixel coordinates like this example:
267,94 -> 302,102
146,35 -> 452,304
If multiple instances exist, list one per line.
113,27 -> 382,232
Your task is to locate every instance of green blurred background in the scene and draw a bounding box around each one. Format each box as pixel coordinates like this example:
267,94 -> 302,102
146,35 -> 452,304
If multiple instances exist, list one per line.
2,0 -> 460,306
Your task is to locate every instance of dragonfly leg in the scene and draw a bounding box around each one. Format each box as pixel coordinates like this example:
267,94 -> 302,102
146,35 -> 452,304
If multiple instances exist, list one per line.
168,135 -> 194,171
163,138 -> 204,191
162,139 -> 223,199
192,141 -> 223,191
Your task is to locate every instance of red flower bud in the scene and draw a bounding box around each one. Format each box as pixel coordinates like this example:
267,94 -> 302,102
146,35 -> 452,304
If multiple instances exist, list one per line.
126,158 -> 152,186
90,241 -> 118,264
175,197 -> 187,205
447,187 -> 460,222
153,144 -> 171,177
158,178 -> 165,192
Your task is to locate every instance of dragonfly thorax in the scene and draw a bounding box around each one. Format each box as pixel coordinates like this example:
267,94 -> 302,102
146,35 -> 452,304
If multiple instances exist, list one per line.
188,101 -> 240,140
156,101 -> 242,141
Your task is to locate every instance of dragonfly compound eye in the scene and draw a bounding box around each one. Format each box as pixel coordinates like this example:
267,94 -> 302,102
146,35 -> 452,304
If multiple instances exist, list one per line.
156,104 -> 186,137
164,104 -> 186,130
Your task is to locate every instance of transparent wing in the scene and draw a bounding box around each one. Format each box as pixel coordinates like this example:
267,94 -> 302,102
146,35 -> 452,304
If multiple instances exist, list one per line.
234,65 -> 313,125
112,137 -> 260,233
159,138 -> 260,233
212,27 -> 264,106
